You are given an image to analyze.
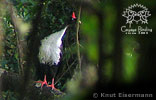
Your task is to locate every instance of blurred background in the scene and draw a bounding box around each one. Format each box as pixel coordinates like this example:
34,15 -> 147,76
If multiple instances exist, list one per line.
0,0 -> 156,100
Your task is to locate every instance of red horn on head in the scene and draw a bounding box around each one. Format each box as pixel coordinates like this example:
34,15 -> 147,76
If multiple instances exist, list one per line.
72,12 -> 76,19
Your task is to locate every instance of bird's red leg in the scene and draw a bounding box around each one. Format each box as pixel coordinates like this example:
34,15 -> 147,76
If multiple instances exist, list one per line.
48,78 -> 57,90
36,75 -> 48,88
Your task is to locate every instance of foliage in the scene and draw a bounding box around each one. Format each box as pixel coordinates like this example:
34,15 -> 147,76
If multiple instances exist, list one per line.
0,90 -> 18,100
1,13 -> 18,72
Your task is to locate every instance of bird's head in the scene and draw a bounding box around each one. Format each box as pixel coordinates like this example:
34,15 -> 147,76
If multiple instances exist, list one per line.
67,11 -> 77,26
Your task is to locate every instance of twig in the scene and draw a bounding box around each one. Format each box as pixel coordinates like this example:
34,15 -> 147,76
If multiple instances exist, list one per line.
55,59 -> 77,85
66,57 -> 72,76
76,1 -> 82,72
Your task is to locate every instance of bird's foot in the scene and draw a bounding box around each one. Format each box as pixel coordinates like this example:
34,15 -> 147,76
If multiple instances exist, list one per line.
35,75 -> 48,88
48,78 -> 58,90
35,75 -> 58,90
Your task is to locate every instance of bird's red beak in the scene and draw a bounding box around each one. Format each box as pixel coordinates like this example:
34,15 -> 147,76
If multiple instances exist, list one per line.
72,12 -> 76,20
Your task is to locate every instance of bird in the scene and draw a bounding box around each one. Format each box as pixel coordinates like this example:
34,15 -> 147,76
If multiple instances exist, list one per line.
36,12 -> 76,90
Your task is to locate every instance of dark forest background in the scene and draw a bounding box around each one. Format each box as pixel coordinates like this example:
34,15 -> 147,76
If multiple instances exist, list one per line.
0,0 -> 156,100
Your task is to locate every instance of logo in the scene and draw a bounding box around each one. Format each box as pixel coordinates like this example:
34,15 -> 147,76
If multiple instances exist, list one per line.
121,4 -> 152,34
122,4 -> 151,27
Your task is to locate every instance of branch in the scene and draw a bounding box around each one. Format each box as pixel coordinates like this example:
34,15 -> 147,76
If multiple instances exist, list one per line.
76,1 -> 82,72
9,5 -> 25,75
0,6 -> 4,59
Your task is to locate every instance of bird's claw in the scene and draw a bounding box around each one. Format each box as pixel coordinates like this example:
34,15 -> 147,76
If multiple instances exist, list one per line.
35,75 -> 48,88
47,78 -> 57,90
35,75 -> 57,90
